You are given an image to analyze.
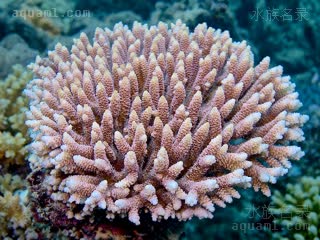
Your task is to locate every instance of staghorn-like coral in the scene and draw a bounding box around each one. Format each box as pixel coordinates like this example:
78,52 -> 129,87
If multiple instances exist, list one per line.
25,20 -> 307,226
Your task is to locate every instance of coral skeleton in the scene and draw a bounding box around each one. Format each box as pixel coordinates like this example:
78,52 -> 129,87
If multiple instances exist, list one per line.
25,20 -> 308,225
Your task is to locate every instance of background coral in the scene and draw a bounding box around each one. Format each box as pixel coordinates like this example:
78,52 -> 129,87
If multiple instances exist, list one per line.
0,65 -> 33,168
269,176 -> 320,240
21,0 -> 76,35
0,173 -> 70,239
150,0 -> 233,31
0,34 -> 38,78
0,173 -> 31,239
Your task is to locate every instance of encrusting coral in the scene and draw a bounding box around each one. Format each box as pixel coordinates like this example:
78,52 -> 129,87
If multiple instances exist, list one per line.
0,65 -> 33,168
24,20 -> 307,226
270,176 -> 320,240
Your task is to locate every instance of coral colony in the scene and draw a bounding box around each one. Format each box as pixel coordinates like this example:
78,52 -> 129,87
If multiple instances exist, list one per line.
24,20 -> 308,226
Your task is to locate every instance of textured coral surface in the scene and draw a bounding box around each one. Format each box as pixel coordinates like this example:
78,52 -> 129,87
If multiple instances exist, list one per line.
25,20 -> 307,225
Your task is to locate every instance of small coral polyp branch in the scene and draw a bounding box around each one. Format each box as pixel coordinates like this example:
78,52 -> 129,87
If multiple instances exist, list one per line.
25,20 -> 308,226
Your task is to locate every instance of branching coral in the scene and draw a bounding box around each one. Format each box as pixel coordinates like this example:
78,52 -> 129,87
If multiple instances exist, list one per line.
25,20 -> 307,226
0,65 -> 33,167
270,176 -> 320,240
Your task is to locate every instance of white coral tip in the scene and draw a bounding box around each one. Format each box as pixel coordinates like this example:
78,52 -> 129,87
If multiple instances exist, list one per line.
165,180 -> 178,193
185,191 -> 198,206
115,199 -> 126,209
